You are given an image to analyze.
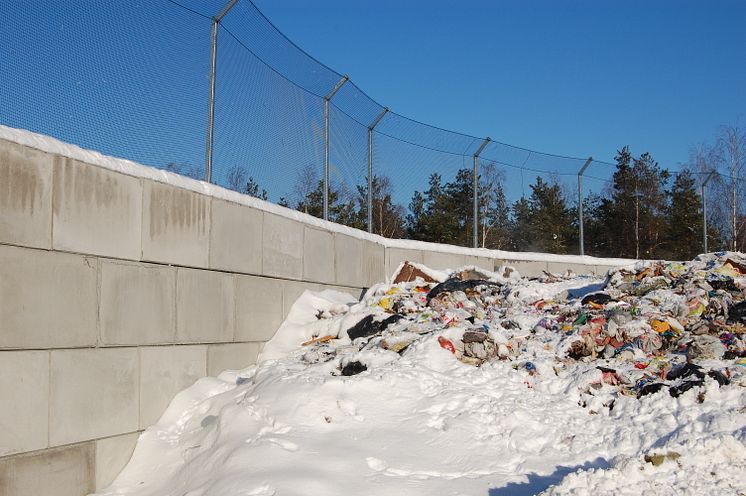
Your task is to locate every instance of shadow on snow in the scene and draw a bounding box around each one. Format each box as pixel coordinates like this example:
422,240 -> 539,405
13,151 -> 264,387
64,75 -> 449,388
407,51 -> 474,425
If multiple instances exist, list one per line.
488,458 -> 609,496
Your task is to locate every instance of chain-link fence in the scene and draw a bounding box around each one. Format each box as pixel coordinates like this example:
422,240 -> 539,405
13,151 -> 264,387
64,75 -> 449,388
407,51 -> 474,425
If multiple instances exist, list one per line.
1,0 -> 742,256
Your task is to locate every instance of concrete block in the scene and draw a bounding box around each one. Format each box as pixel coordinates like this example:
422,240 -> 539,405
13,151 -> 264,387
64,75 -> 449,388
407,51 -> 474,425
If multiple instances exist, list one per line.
499,259 -> 549,278
282,280 -> 323,317
423,250 -> 466,271
209,199 -> 262,274
0,442 -> 95,496
207,342 -> 262,376
464,255 -> 494,272
139,345 -> 206,428
385,247 -> 423,279
0,139 -> 53,249
142,181 -> 210,268
176,268 -> 235,343
100,261 -> 176,345
0,245 -> 97,349
363,241 -> 385,287
547,262 -> 597,276
262,213 -> 303,279
330,285 -> 364,301
95,432 -> 139,490
595,265 -> 614,277
0,351 -> 49,456
335,234 -> 364,287
52,158 -> 142,259
303,227 -> 335,284
235,275 -> 284,342
50,348 -> 138,447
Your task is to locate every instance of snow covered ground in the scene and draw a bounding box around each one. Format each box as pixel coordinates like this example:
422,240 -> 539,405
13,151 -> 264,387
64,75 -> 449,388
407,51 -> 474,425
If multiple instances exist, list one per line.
94,255 -> 746,496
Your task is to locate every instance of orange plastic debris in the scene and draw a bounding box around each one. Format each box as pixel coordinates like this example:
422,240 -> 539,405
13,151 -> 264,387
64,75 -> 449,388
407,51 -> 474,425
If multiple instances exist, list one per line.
650,319 -> 671,334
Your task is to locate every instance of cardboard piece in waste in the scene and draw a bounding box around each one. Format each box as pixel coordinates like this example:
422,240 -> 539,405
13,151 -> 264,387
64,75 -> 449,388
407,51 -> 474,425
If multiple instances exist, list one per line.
393,261 -> 438,284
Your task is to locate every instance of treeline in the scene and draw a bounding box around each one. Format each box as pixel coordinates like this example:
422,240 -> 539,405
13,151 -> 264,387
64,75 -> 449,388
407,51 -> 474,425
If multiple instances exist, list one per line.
268,150 -> 720,261
403,147 -> 718,261
185,126 -> 744,261
583,147 -> 711,260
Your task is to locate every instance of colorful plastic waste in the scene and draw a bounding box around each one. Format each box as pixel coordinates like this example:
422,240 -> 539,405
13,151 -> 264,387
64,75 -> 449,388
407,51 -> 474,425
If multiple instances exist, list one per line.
301,253 -> 746,406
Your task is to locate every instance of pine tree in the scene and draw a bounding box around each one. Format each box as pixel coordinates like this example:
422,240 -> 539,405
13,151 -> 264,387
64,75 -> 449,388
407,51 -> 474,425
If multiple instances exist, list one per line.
295,179 -> 356,225
604,146 -> 636,257
444,169 -> 476,246
526,176 -> 576,254
407,190 -> 427,240
601,147 -> 669,259
408,168 -> 510,247
245,177 -> 268,201
633,152 -> 670,258
665,169 -> 703,260
511,197 -> 531,251
406,173 -> 461,243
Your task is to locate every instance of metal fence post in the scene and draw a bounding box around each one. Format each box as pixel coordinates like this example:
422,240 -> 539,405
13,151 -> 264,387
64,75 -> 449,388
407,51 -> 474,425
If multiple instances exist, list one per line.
472,137 -> 491,248
701,170 -> 717,253
323,75 -> 349,221
367,107 -> 389,233
577,157 -> 593,256
205,0 -> 239,183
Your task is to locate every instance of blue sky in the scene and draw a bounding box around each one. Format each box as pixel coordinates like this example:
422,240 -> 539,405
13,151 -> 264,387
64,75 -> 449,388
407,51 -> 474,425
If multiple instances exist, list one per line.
253,0 -> 746,169
1,0 -> 744,206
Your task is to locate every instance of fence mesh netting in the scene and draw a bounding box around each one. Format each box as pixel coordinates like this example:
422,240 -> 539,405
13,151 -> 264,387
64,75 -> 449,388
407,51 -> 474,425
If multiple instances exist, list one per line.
2,0 -> 741,254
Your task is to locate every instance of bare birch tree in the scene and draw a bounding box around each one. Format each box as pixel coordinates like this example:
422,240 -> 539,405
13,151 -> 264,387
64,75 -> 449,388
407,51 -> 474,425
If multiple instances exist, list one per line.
716,125 -> 746,251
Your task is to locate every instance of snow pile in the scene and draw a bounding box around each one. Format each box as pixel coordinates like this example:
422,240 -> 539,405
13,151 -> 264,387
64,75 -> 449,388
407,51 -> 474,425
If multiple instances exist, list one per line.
95,254 -> 746,496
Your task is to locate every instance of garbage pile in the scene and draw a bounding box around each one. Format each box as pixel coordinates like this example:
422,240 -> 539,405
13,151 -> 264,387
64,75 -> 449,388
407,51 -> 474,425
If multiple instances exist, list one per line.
96,253 -> 746,496
561,255 -> 745,402
299,254 -> 746,407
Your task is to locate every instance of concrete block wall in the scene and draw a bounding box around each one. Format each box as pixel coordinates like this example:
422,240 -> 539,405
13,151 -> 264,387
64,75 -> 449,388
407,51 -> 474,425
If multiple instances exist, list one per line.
0,139 -> 370,495
0,135 -> 622,495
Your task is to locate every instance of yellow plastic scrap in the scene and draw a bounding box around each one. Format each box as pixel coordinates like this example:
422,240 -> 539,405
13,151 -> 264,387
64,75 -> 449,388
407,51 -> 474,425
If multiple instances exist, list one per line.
714,264 -> 740,278
650,319 -> 671,334
688,300 -> 706,317
385,287 -> 402,295
378,296 -> 393,311
667,263 -> 687,278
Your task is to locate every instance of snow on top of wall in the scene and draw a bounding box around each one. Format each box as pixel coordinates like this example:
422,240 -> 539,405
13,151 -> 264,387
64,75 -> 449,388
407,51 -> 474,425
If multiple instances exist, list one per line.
0,124 -> 636,267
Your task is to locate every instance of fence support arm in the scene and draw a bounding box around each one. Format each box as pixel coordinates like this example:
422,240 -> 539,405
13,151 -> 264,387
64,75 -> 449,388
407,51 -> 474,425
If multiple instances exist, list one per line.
367,107 -> 389,233
577,157 -> 593,256
323,75 -> 349,220
701,169 -> 717,253
205,0 -> 239,183
472,137 -> 491,248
